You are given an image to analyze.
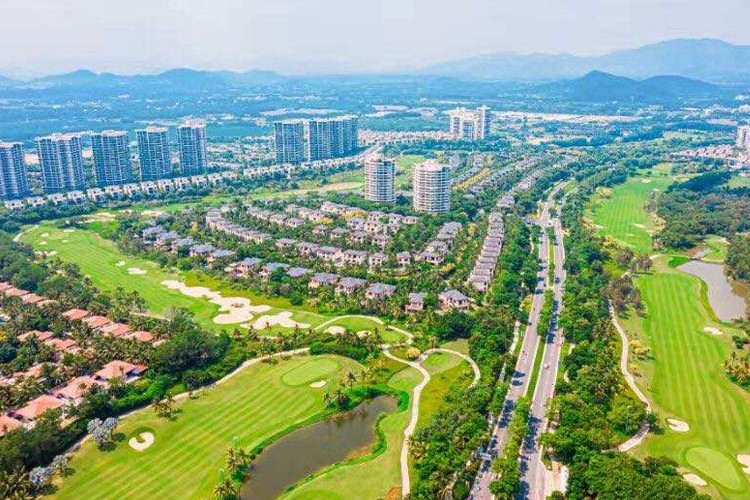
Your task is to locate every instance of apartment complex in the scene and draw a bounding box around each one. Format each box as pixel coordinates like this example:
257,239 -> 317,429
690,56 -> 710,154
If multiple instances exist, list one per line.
0,142 -> 30,200
413,160 -> 450,214
36,133 -> 86,193
91,130 -> 133,186
448,106 -> 492,140
136,127 -> 172,180
738,125 -> 750,152
274,120 -> 306,164
364,155 -> 395,203
177,119 -> 208,175
275,115 -> 359,164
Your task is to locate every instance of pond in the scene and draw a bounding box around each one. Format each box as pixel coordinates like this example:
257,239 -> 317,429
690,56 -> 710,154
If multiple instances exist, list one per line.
241,395 -> 397,500
678,260 -> 747,322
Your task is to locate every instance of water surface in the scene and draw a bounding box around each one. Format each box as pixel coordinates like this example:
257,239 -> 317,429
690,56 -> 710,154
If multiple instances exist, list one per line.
678,260 -> 747,322
241,395 -> 397,500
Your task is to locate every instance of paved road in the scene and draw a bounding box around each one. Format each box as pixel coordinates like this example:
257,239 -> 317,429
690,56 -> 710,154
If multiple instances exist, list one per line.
518,192 -> 568,500
469,193 -> 556,499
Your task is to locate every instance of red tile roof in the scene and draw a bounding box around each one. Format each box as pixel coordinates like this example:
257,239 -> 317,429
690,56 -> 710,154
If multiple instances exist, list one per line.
44,338 -> 78,353
83,315 -> 111,329
4,287 -> 29,297
54,376 -> 102,400
15,395 -> 64,421
93,360 -> 146,381
125,330 -> 155,343
62,308 -> 91,321
0,415 -> 22,437
21,293 -> 44,304
18,330 -> 54,342
99,323 -> 131,338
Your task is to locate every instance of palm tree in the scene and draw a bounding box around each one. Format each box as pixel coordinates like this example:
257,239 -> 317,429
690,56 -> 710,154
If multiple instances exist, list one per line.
213,472 -> 239,500
346,371 -> 357,390
225,448 -> 242,476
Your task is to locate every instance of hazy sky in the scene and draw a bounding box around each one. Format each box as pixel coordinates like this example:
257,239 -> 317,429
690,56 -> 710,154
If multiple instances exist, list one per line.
3,0 -> 749,77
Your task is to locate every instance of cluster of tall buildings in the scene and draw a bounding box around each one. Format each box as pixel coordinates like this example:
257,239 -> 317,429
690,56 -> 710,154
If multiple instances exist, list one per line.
275,115 -> 358,164
738,125 -> 750,152
0,120 -> 208,200
448,106 -> 491,141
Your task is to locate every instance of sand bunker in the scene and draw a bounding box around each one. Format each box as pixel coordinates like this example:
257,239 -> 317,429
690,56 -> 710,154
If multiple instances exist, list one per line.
252,311 -> 310,330
357,330 -> 372,338
326,326 -> 347,335
309,380 -> 327,388
39,241 -> 47,245
667,418 -> 690,432
128,432 -> 155,451
41,232 -> 49,237
641,179 -> 652,184
704,326 -> 723,336
737,455 -> 750,474
142,210 -> 165,218
115,260 -> 126,267
62,229 -> 75,233
633,223 -> 646,229
47,251 -> 58,256
682,473 -> 707,486
161,280 -> 271,324
127,268 -> 147,275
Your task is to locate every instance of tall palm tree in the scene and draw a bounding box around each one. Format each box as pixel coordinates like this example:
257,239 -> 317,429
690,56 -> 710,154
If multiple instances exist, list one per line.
213,473 -> 238,500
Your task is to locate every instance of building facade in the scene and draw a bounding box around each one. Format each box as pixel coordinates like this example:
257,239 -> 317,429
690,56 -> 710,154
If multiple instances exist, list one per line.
35,133 -> 86,193
91,130 -> 133,187
0,142 -> 30,200
136,127 -> 172,180
364,156 -> 395,203
738,126 -> 750,152
274,120 -> 306,164
177,120 -> 208,175
307,115 -> 359,161
447,106 -> 491,140
413,159 -> 450,214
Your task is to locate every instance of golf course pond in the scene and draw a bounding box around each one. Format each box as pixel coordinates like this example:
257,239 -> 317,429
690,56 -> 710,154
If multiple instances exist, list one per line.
679,260 -> 747,322
241,395 -> 398,499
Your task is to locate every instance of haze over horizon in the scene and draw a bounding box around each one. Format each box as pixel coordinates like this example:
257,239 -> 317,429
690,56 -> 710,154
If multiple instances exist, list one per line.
2,0 -> 750,78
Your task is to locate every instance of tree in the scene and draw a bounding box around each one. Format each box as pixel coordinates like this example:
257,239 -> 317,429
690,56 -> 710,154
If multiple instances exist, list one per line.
213,472 -> 239,500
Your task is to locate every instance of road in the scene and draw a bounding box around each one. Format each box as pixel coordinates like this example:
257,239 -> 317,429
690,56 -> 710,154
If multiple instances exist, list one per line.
518,192 -> 567,500
469,189 -> 556,500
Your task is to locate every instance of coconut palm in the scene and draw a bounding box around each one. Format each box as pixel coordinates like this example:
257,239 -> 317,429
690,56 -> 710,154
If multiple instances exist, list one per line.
213,472 -> 238,500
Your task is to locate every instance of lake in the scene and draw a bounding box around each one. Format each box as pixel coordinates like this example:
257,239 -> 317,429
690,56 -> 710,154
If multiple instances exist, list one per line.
679,260 -> 747,322
241,395 -> 397,500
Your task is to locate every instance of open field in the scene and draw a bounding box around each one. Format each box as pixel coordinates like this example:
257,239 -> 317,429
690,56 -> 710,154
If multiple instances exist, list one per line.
417,351 -> 472,427
587,170 -> 673,254
728,175 -> 750,189
394,154 -> 426,190
623,257 -> 750,499
53,354 -> 363,499
284,363 -> 420,500
19,223 -> 331,333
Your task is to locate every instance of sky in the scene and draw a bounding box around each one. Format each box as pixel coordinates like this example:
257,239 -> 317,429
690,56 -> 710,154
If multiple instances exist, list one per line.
2,0 -> 749,77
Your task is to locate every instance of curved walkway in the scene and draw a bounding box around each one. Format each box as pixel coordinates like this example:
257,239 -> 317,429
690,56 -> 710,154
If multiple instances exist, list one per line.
609,303 -> 652,452
383,346 -> 482,496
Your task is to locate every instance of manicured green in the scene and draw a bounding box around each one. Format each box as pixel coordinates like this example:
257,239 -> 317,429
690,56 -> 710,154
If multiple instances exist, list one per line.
19,223 -> 332,332
418,352 -> 472,427
727,175 -> 750,189
587,172 -> 673,254
622,257 -> 750,498
281,359 -> 341,386
54,355 -> 363,499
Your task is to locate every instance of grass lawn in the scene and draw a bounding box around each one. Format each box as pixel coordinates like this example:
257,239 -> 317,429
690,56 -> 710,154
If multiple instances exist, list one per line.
692,235 -> 729,263
728,175 -> 750,189
19,223 -> 332,333
417,351 -> 472,427
53,354 -> 363,499
587,171 -> 673,254
283,364 -> 421,500
394,154 -> 425,191
623,257 -> 750,498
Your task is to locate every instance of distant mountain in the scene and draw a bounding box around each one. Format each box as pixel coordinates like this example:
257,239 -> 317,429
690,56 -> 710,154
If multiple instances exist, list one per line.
423,39 -> 750,83
27,68 -> 286,90
536,71 -> 725,103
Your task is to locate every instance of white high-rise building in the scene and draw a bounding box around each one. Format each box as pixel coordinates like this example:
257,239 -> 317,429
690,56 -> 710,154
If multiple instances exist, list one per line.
447,106 -> 491,140
738,126 -> 750,152
364,156 -> 395,204
36,133 -> 86,193
90,130 -> 133,187
274,120 -> 306,164
0,142 -> 29,200
306,115 -> 358,161
413,160 -> 450,214
136,127 -> 172,180
178,120 -> 208,175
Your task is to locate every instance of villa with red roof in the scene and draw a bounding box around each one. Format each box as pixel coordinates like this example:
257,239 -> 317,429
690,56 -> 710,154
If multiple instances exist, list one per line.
62,308 -> 91,321
0,415 -> 22,437
83,315 -> 112,330
99,322 -> 131,338
14,395 -> 64,424
93,360 -> 147,382
55,376 -> 103,405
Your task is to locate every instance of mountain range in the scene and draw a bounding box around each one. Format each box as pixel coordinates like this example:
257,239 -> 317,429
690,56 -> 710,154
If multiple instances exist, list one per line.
422,38 -> 750,83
